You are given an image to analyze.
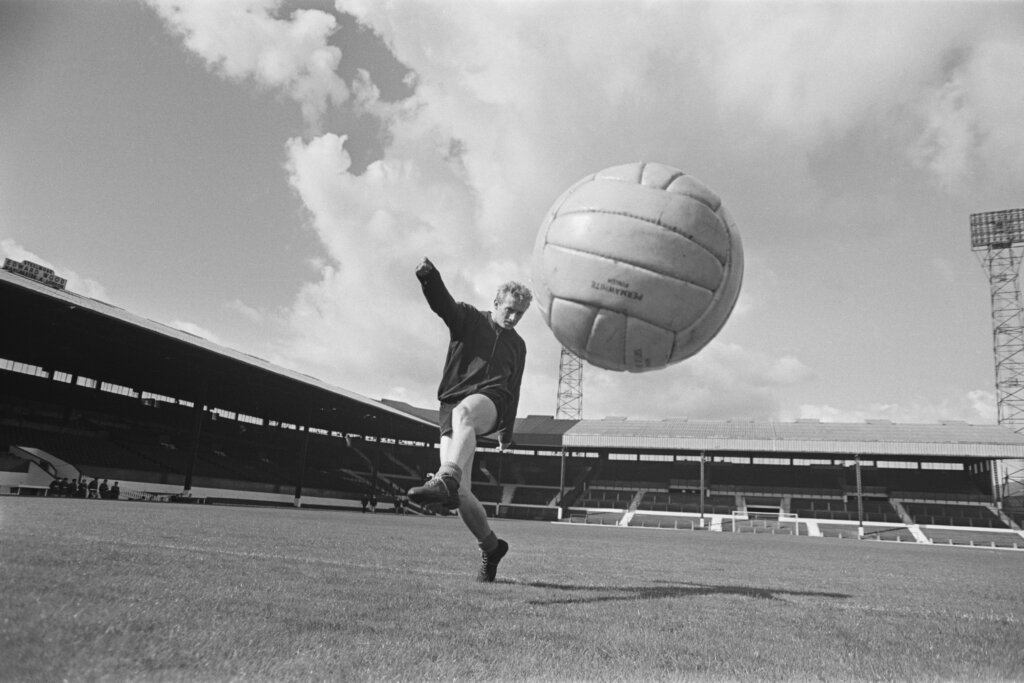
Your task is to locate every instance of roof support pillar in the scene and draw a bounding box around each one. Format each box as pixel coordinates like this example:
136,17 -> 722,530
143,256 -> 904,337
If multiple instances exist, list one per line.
699,451 -> 706,527
854,453 -> 864,539
183,380 -> 208,496
293,403 -> 312,508
558,447 -> 566,520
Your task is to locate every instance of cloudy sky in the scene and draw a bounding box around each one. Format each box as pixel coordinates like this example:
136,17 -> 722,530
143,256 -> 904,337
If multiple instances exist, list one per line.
3,0 -> 1023,424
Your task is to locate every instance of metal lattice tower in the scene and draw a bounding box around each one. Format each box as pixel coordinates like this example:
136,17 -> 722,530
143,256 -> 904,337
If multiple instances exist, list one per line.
971,208 -> 1024,508
555,347 -> 583,420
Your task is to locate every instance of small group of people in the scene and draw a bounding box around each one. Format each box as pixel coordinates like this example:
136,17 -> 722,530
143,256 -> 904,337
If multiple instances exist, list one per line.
48,477 -> 119,500
361,492 -> 411,514
393,494 -> 408,514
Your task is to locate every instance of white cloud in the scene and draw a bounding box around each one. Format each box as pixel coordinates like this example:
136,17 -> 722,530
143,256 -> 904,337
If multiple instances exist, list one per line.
265,131 -> 482,397
171,320 -> 225,346
690,343 -> 814,389
702,3 -> 1024,190
548,340 -> 815,421
226,299 -> 264,324
909,77 -> 977,191
795,389 -> 997,425
930,38 -> 1024,190
967,389 -> 998,424
147,0 -> 351,125
149,0 -> 1024,420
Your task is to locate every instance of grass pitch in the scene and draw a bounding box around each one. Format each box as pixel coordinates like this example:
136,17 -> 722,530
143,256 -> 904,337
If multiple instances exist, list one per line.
1,498 -> 1022,682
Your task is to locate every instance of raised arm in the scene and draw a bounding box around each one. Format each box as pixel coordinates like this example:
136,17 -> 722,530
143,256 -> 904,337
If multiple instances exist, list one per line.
416,257 -> 460,329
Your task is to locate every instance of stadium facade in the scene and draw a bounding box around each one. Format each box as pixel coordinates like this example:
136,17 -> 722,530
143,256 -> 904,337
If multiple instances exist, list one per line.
3,269 -> 1024,546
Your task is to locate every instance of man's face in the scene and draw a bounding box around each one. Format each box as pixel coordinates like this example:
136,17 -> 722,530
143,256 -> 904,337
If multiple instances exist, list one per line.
493,294 -> 529,330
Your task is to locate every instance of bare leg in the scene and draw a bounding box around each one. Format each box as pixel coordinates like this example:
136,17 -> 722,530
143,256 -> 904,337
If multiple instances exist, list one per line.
439,394 -> 497,542
441,394 -> 497,472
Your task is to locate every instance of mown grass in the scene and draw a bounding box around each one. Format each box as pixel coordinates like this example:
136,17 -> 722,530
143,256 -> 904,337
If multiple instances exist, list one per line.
1,497 -> 1022,682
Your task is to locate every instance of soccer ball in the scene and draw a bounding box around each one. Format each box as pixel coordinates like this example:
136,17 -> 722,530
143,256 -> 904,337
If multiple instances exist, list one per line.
531,161 -> 743,372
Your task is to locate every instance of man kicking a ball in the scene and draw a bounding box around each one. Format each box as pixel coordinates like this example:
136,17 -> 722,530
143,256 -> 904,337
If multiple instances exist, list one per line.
408,257 -> 531,582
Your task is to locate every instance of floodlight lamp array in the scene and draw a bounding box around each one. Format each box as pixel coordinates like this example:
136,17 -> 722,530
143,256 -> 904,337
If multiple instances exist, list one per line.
970,209 -> 1024,249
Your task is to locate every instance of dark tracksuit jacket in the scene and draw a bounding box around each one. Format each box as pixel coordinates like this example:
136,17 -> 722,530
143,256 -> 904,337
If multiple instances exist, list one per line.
418,268 -> 526,445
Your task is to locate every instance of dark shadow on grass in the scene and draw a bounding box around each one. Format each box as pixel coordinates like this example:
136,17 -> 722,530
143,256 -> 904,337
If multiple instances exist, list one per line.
515,579 -> 852,606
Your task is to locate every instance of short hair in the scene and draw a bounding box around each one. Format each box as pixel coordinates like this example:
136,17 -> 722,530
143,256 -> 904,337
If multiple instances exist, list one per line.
495,281 -> 533,308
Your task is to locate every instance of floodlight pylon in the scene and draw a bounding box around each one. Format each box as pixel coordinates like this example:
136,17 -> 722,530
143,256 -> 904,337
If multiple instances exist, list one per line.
555,347 -> 583,420
971,208 -> 1024,510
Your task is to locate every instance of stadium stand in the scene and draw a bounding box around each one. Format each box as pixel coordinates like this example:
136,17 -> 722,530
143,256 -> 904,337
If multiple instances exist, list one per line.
5,267 -> 1024,550
789,498 -> 903,524
6,383 -> 1024,550
510,486 -> 559,506
901,502 -> 1008,528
